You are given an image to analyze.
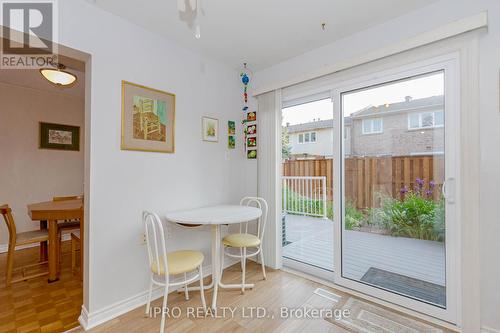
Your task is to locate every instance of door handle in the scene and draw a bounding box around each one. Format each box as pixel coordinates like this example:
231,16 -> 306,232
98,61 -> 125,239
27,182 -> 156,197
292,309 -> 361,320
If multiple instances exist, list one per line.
442,178 -> 455,204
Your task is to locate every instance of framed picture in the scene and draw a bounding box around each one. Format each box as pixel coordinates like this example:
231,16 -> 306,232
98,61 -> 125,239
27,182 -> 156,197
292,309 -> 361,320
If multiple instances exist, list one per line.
247,137 -> 257,147
39,122 -> 80,151
228,135 -> 235,149
228,120 -> 235,135
247,124 -> 257,135
202,116 -> 219,142
247,111 -> 256,122
121,81 -> 175,153
247,149 -> 257,159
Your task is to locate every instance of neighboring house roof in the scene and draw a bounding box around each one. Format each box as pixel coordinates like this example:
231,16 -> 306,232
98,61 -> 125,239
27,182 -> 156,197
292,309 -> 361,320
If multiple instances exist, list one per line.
285,117 -> 352,134
351,95 -> 444,118
286,119 -> 333,134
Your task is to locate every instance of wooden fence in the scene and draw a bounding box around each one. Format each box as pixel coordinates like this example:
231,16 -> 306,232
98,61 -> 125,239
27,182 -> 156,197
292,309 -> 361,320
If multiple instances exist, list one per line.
282,156 -> 444,209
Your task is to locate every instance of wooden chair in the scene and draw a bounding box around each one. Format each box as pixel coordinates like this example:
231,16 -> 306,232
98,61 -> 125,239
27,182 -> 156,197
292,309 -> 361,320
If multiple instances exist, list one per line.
52,196 -> 81,258
220,197 -> 268,294
70,230 -> 80,274
1,204 -> 49,286
143,211 -> 206,333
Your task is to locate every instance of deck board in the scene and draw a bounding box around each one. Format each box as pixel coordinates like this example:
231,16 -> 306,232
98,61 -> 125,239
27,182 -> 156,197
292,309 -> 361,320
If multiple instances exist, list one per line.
282,215 -> 445,286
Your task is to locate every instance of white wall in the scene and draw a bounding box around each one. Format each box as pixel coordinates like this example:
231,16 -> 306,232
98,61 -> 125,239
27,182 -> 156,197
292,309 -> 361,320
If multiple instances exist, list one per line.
254,0 -> 500,330
0,82 -> 84,246
57,0 -> 253,317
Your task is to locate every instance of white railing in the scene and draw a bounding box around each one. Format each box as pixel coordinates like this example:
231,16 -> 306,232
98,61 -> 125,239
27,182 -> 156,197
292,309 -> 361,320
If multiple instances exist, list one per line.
282,176 -> 327,218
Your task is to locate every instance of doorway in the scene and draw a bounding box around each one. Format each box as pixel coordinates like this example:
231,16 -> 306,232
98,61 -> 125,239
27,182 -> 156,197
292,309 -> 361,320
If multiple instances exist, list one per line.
0,35 -> 91,331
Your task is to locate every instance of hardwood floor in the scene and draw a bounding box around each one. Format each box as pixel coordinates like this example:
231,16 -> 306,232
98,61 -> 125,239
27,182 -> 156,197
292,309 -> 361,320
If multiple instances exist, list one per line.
73,261 -> 350,333
0,242 -> 82,333
72,262 -> 452,333
0,247 -> 452,333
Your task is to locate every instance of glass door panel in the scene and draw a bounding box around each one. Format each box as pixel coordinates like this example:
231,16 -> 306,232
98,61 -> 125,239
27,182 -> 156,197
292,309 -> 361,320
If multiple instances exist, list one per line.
281,98 -> 334,273
340,71 -> 449,308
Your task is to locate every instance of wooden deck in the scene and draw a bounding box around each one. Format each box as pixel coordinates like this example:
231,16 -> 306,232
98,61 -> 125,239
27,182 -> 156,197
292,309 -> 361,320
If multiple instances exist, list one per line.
282,215 -> 445,286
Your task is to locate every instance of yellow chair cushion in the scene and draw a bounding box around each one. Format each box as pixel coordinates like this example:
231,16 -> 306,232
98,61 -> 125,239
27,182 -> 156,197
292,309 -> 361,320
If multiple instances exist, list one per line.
222,233 -> 261,248
151,250 -> 204,275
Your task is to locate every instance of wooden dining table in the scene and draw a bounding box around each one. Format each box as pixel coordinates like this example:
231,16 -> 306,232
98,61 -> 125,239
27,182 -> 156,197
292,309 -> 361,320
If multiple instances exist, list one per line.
27,198 -> 84,282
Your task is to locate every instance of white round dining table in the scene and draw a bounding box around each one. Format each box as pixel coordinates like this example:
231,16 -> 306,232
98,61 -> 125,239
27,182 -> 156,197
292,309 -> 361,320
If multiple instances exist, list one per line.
164,205 -> 262,309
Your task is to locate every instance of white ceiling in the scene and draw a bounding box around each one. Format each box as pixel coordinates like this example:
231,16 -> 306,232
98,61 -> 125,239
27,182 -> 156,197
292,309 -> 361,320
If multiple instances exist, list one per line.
93,0 -> 439,70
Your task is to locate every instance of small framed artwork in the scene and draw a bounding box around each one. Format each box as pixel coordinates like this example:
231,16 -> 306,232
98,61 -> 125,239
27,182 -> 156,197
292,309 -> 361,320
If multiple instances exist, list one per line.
247,124 -> 256,135
228,120 -> 235,135
247,149 -> 257,159
247,137 -> 257,147
228,135 -> 235,149
202,116 -> 219,142
39,122 -> 80,151
121,81 -> 175,153
247,111 -> 256,122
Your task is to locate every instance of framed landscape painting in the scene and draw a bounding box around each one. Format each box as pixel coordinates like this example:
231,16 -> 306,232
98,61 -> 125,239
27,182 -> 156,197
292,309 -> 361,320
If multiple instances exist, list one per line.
39,122 -> 80,151
121,81 -> 175,153
202,116 -> 219,142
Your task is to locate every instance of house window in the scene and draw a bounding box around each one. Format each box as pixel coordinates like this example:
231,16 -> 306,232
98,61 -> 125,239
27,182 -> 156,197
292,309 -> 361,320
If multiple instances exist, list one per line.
298,131 -> 317,144
361,118 -> 383,134
408,111 -> 444,129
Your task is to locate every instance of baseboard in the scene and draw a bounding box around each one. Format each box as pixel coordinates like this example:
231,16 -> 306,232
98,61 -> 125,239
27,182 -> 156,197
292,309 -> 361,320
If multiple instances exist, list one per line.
78,283 -> 164,331
482,326 -> 500,333
77,306 -> 90,331
78,259 -> 238,331
0,233 -> 71,253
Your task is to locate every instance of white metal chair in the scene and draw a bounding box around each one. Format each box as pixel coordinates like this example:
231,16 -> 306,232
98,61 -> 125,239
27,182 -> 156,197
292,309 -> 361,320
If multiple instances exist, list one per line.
220,197 -> 268,294
143,211 -> 206,333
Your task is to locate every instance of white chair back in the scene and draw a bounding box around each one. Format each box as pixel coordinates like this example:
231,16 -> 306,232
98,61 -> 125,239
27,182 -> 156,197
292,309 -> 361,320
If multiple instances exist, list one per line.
239,197 -> 268,242
143,211 -> 169,282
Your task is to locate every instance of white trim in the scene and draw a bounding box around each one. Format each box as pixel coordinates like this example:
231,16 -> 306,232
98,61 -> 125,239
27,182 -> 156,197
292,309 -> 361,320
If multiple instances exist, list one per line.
254,12 -> 487,96
257,90 -> 283,270
282,257 -> 333,281
333,55 -> 460,324
0,233 -> 72,253
482,326 -> 500,333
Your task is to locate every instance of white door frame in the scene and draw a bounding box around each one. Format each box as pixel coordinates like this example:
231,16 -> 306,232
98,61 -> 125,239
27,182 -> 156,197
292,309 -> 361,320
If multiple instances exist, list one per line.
274,34 -> 480,330
331,53 -> 461,324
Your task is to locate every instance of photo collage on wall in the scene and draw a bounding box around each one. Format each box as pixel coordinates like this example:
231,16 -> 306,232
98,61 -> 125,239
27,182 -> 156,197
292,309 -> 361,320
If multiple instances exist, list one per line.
245,111 -> 257,159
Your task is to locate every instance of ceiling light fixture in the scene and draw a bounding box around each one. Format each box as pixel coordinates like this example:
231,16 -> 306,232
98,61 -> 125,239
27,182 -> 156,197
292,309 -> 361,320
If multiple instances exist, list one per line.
39,63 -> 77,87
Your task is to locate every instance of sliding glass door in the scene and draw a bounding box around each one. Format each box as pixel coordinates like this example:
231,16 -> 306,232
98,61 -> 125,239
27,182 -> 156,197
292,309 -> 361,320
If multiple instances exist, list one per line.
333,57 -> 459,322
281,98 -> 335,279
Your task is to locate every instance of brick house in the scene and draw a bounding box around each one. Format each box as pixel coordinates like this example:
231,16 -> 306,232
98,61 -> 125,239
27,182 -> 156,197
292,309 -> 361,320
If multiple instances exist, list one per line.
349,95 -> 444,157
285,95 -> 444,158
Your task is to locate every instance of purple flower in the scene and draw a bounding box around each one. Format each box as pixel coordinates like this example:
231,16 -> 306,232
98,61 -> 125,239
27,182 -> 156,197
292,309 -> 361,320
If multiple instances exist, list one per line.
425,190 -> 433,197
415,178 -> 424,188
400,186 -> 408,195
429,180 -> 436,188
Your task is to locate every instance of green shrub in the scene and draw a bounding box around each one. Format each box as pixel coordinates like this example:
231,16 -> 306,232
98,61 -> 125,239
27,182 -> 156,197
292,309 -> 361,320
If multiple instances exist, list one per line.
377,192 -> 444,241
345,201 -> 363,230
